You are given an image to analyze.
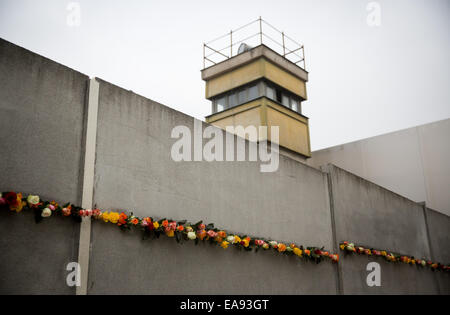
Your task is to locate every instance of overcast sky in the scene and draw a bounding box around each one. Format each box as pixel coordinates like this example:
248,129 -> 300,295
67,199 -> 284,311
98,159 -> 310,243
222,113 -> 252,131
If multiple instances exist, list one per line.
0,0 -> 449,150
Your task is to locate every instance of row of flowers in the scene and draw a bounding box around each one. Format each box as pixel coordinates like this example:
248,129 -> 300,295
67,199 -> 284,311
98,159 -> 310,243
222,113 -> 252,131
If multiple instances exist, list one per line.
339,242 -> 449,272
0,191 -> 338,264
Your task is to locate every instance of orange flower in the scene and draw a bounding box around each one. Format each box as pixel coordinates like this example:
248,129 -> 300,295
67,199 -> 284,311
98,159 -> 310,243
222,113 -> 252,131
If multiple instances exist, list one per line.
214,236 -> 223,243
290,243 -> 296,249
62,205 -> 72,216
162,220 -> 169,227
197,229 -> 206,240
331,254 -> 339,262
217,231 -> 227,238
304,249 -> 311,256
177,225 -> 184,231
277,243 -> 287,252
118,212 -> 128,225
131,218 -> 139,225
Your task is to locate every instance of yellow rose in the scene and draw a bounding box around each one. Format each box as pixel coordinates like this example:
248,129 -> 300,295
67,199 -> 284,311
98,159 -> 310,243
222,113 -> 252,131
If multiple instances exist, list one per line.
153,221 -> 160,229
234,236 -> 241,244
101,212 -> 110,222
220,241 -> 230,249
109,212 -> 119,224
339,244 -> 345,250
293,248 -> 303,257
166,230 -> 174,237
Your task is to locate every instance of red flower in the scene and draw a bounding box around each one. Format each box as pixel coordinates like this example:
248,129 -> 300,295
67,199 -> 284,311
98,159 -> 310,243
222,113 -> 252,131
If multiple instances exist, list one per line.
118,212 -> 128,225
4,192 -> 19,207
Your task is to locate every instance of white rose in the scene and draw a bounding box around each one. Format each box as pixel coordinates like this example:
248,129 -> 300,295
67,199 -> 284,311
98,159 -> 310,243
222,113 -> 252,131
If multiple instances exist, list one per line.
41,208 -> 52,217
187,231 -> 196,240
269,241 -> 277,247
421,260 -> 426,267
27,195 -> 40,205
226,235 -> 235,243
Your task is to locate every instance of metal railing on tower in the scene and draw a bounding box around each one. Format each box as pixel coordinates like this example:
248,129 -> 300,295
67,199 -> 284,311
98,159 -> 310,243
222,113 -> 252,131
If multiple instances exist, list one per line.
203,17 -> 306,70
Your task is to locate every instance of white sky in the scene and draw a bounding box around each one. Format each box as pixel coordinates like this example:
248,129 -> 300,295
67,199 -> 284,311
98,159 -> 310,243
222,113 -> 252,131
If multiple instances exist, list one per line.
1,0 -> 449,150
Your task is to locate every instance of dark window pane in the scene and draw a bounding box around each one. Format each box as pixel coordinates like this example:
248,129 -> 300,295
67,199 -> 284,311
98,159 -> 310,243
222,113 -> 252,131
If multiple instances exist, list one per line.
248,85 -> 258,100
291,99 -> 299,112
217,97 -> 226,112
276,89 -> 282,103
266,86 -> 274,100
282,95 -> 289,107
229,93 -> 238,108
238,90 -> 246,104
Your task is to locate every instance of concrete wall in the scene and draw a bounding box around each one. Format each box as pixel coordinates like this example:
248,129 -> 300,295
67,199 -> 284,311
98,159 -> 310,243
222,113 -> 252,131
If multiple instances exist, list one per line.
308,119 -> 450,216
87,79 -> 337,294
0,38 -> 86,294
0,38 -> 448,294
425,208 -> 450,293
325,164 -> 447,294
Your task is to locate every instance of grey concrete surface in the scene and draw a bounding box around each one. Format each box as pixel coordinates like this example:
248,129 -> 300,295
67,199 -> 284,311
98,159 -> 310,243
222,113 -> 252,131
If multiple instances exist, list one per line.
0,210 -> 80,294
326,164 -> 444,294
88,221 -> 337,294
339,254 -> 440,294
424,208 -> 450,293
308,119 -> 450,216
88,78 -> 336,293
0,38 -> 88,204
0,38 -> 87,294
0,38 -> 448,295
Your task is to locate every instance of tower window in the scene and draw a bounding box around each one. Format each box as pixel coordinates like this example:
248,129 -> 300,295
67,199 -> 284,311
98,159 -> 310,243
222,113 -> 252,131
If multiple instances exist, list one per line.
275,89 -> 282,103
248,85 -> 258,100
216,96 -> 226,112
291,99 -> 299,112
238,89 -> 246,104
282,94 -> 289,107
266,86 -> 274,100
228,92 -> 238,108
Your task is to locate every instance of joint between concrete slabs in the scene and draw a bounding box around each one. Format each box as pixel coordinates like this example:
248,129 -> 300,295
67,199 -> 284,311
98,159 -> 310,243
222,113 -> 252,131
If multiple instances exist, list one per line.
421,203 -> 441,294
76,78 -> 99,295
320,164 -> 343,295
